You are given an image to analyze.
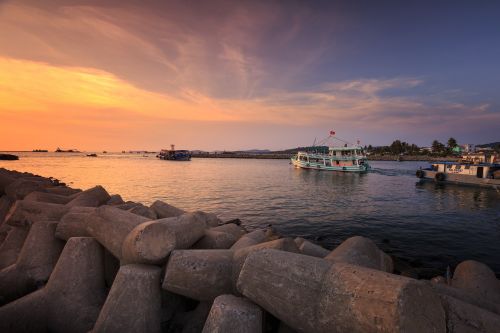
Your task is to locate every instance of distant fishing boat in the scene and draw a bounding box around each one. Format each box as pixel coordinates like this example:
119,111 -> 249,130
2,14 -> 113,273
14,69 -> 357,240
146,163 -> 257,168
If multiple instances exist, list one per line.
416,151 -> 500,188
87,153 -> 98,157
55,147 -> 80,153
291,131 -> 370,172
32,149 -> 48,152
157,144 -> 191,161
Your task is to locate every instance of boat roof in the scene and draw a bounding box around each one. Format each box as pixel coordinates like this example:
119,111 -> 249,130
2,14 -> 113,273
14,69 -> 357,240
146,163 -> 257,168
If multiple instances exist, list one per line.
431,161 -> 500,167
328,146 -> 363,151
161,149 -> 190,152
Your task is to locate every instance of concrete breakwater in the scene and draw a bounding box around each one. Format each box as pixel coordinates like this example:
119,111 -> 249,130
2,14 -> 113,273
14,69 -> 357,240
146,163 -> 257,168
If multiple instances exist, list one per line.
0,167 -> 499,333
191,152 -> 459,162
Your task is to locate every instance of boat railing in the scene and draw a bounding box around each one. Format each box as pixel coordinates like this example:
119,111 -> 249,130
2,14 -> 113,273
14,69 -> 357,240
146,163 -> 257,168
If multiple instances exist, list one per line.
298,153 -> 366,160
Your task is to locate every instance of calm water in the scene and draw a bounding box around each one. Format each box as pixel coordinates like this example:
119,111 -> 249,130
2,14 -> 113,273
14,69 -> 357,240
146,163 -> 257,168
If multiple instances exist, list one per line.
2,152 -> 499,277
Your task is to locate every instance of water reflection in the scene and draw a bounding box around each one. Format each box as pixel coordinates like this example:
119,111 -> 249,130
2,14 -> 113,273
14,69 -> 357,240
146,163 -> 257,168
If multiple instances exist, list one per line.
292,167 -> 367,188
416,180 -> 499,210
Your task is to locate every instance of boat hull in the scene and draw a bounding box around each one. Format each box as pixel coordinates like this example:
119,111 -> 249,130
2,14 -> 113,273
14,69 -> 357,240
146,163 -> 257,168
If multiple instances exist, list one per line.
162,156 -> 191,161
291,158 -> 369,172
417,170 -> 500,189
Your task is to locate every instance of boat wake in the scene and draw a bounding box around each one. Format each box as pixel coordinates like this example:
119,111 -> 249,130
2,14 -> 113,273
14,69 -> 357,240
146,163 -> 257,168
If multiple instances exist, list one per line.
369,168 -> 416,177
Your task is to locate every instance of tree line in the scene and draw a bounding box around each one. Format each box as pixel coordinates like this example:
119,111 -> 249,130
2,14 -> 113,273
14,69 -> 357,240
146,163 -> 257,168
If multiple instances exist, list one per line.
366,138 -> 459,156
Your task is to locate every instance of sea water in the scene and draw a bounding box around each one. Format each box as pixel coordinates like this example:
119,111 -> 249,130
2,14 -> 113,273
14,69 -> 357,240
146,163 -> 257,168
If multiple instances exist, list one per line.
2,152 -> 499,277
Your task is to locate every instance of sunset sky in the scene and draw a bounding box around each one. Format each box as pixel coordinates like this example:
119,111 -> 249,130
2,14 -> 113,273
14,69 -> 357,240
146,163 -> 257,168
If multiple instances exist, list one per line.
1,0 -> 499,151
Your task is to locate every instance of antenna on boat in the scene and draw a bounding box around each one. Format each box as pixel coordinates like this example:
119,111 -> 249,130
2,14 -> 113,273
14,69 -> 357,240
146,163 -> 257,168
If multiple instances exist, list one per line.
316,130 -> 352,147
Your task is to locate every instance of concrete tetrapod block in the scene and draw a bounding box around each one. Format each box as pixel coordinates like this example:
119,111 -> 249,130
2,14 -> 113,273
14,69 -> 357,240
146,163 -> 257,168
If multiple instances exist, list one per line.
0,289 -> 48,332
202,295 -> 262,333
0,237 -> 107,333
45,237 -> 107,333
451,260 -> 500,305
192,230 -> 239,249
55,206 -> 96,240
107,194 -> 124,205
0,226 -> 29,269
439,294 -> 500,333
117,201 -> 142,210
0,173 -> 15,195
294,237 -> 306,248
211,223 -> 246,239
427,281 -> 500,316
4,178 -> 50,201
232,238 -> 300,290
128,204 -> 158,219
0,196 -> 13,226
5,200 -> 70,228
85,205 -> 150,259
230,229 -> 268,250
237,249 -> 446,333
295,237 -> 330,258
44,186 -> 81,196
0,221 -> 64,305
121,212 -> 207,264
163,250 -> 234,301
66,185 -> 111,207
325,235 -> 393,273
93,264 -> 162,333
0,224 -> 10,246
24,191 -> 74,204
192,211 -> 223,227
150,199 -> 186,218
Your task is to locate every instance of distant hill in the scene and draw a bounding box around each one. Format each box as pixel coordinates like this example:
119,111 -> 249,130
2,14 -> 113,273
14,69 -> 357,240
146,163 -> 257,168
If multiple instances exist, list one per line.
476,142 -> 500,151
238,149 -> 271,154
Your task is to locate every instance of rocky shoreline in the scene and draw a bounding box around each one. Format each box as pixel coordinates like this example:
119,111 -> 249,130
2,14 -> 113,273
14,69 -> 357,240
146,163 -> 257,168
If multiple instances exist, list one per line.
0,167 -> 499,332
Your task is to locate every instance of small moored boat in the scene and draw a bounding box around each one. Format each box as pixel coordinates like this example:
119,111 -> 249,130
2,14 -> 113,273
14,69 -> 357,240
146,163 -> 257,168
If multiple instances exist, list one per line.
291,132 -> 370,172
416,151 -> 500,188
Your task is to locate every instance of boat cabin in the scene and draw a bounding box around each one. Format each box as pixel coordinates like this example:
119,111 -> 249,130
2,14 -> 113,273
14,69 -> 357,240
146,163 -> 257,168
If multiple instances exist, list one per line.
293,146 -> 369,172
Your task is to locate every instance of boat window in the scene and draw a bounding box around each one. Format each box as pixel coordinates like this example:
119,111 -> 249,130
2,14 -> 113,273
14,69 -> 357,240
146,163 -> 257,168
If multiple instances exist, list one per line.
456,165 -> 462,170
446,165 -> 452,169
464,165 -> 470,170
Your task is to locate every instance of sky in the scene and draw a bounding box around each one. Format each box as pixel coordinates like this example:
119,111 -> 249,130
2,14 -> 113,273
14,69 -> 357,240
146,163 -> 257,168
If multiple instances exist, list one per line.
1,0 -> 499,151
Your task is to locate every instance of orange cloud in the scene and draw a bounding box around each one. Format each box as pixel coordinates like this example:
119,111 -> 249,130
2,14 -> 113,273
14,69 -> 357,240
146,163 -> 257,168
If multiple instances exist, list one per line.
0,56 -> 239,122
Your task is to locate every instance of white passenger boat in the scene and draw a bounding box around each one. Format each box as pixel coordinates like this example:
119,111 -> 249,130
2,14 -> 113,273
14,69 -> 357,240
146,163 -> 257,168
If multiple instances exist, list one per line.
416,151 -> 500,188
291,133 -> 370,172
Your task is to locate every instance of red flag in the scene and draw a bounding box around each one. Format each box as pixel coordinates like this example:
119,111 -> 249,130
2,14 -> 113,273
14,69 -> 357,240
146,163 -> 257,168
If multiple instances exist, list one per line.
329,130 -> 335,136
